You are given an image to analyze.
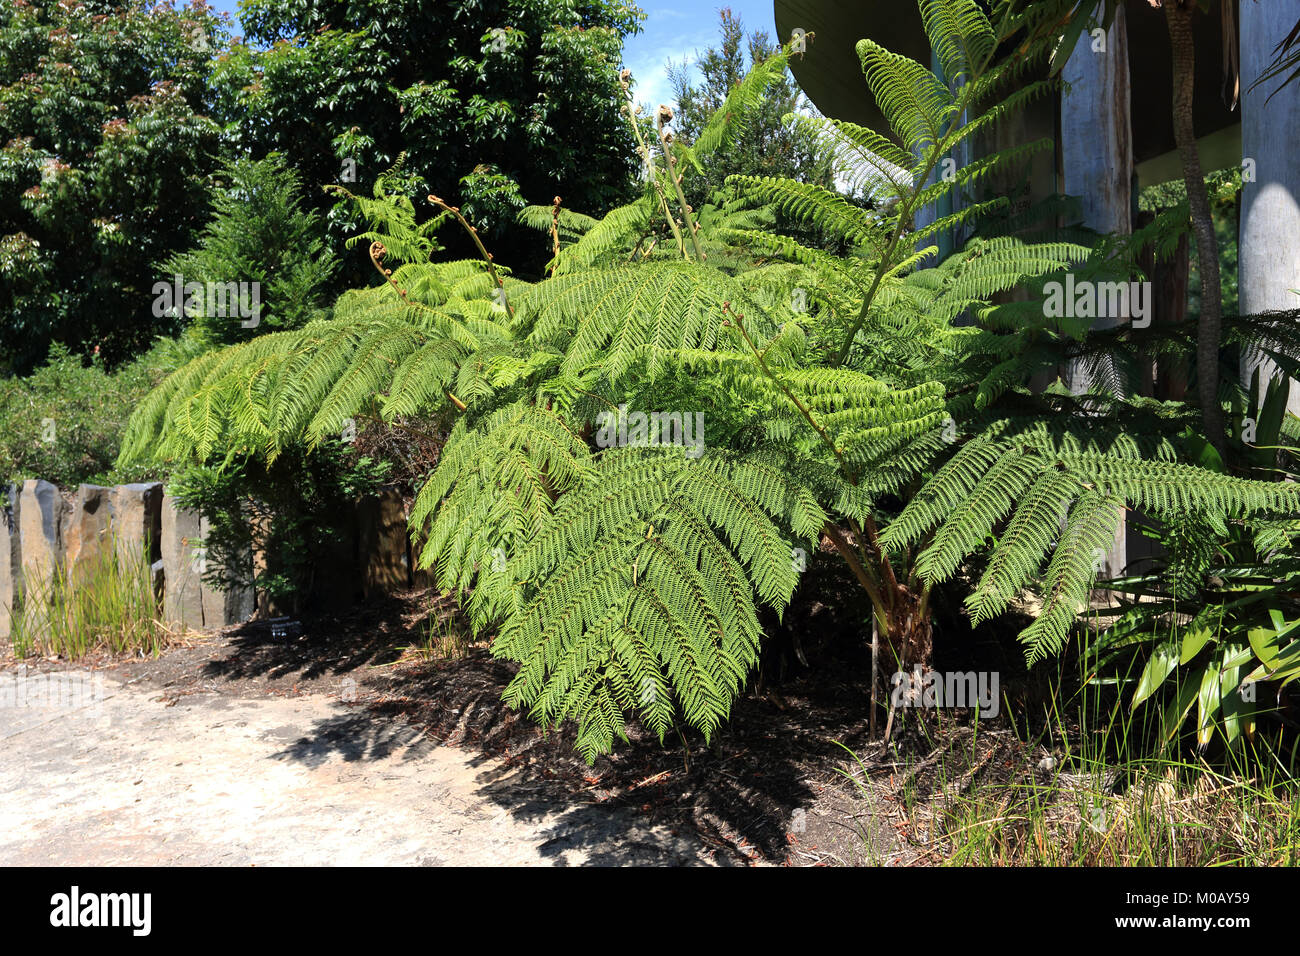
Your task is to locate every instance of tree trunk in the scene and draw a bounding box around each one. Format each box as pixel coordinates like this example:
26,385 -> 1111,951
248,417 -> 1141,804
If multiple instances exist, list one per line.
1239,0 -> 1300,415
1165,0 -> 1227,455
884,587 -> 933,673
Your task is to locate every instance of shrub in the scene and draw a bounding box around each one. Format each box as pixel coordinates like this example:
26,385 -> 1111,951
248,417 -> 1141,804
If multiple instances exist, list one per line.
166,443 -> 390,616
0,342 -> 171,497
161,154 -> 338,346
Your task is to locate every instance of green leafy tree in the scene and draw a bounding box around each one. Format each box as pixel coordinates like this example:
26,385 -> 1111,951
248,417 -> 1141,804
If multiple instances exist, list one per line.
212,0 -> 645,284
0,0 -> 224,373
666,8 -> 838,207
121,1 -> 1300,762
162,154 -> 338,346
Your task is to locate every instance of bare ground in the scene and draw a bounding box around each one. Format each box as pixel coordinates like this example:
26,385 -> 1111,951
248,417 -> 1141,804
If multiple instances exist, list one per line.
0,575 -> 1056,867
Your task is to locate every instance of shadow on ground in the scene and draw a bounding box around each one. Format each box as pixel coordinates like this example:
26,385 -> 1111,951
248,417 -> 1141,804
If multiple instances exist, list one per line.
190,553 -> 1038,865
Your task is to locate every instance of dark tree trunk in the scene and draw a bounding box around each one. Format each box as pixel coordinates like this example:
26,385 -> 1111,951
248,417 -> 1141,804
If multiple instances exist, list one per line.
1136,209 -> 1191,401
1165,0 -> 1227,454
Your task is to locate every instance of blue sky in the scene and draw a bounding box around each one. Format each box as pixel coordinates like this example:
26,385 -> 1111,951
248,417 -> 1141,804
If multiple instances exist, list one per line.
206,1 -> 778,112
619,1 -> 776,110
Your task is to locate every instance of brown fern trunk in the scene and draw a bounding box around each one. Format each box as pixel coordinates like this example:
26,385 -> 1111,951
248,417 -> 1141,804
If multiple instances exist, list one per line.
883,587 -> 933,672
1165,0 -> 1226,455
821,522 -> 933,671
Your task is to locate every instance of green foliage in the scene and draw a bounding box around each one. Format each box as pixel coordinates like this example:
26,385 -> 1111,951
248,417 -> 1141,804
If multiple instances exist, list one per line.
216,0 -> 645,283
162,155 -> 338,346
0,341 -> 173,495
1141,166 -> 1241,320
883,407 -> 1298,664
10,529 -> 164,659
1094,375 -> 1300,752
0,0 -> 223,372
167,444 -> 390,614
119,0 -> 1300,762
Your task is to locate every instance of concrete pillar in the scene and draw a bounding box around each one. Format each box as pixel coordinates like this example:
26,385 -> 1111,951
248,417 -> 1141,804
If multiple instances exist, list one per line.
13,479 -> 66,604
198,514 -> 256,626
107,482 -> 163,565
358,487 -> 410,599
1240,0 -> 1300,413
0,502 -> 14,640
1061,4 -> 1133,259
1060,2 -> 1132,578
63,484 -> 113,587
311,513 -> 362,611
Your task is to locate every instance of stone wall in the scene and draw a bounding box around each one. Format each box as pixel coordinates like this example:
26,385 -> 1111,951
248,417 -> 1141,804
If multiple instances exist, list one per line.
1,481 -> 417,639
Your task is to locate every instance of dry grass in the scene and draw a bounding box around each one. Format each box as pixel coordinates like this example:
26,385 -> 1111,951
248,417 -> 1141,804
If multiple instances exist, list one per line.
10,532 -> 172,660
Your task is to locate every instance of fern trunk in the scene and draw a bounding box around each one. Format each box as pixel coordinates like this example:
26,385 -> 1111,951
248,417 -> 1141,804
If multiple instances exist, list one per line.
823,523 -> 933,672
883,586 -> 933,673
1165,0 -> 1227,455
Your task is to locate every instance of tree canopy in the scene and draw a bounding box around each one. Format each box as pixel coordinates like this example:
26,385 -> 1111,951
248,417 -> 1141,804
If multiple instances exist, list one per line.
0,0 -> 222,373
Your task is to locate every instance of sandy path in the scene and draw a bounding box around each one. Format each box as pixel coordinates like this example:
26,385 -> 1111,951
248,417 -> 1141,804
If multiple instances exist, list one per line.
0,669 -> 711,866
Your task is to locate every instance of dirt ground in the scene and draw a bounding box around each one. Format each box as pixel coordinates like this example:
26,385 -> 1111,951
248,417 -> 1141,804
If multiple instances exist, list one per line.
0,576 -> 1053,867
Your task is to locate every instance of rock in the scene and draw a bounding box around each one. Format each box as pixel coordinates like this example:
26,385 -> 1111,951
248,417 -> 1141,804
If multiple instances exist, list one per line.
198,515 -> 255,627
247,512 -> 289,620
150,559 -> 165,605
159,493 -> 204,627
0,502 -> 14,640
107,483 -> 163,565
63,485 -> 113,587
310,511 -> 361,612
358,486 -> 410,599
409,529 -> 436,591
13,479 -> 66,604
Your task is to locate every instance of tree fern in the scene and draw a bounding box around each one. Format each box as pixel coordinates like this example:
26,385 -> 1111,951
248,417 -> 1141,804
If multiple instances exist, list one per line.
118,2 -> 1300,759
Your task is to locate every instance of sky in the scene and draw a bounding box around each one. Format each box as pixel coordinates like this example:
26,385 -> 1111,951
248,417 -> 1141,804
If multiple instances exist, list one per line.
618,1 -> 777,110
205,1 -> 779,113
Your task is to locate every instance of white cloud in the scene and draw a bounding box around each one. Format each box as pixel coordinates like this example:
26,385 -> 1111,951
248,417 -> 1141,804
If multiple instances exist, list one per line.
622,30 -> 712,114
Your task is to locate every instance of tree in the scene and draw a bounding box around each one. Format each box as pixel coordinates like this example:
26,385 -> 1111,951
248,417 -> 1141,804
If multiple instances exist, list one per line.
667,8 -> 838,207
212,0 -> 646,285
1160,0 -> 1228,454
162,154 -> 338,347
0,0 -> 224,373
120,2 -> 1300,759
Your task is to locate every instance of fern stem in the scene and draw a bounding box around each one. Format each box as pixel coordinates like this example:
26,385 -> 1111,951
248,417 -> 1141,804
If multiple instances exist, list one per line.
426,194 -> 513,317
823,521 -> 888,631
548,195 -> 562,275
656,107 -> 707,262
853,514 -> 902,601
362,242 -> 470,414
833,62 -> 986,365
619,72 -> 686,257
726,303 -> 848,474
729,302 -> 904,633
